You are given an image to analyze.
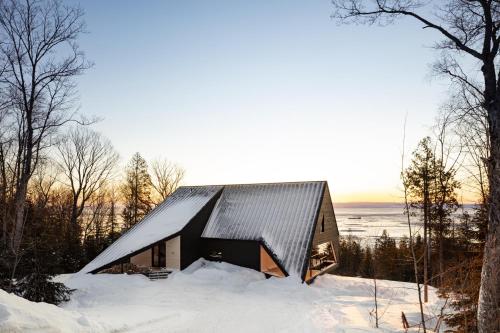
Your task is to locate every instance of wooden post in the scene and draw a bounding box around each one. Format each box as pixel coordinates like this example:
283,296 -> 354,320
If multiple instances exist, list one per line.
401,312 -> 409,332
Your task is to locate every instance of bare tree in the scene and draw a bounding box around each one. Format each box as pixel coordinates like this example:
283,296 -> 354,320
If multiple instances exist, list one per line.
150,158 -> 185,204
331,1 -> 500,330
401,120 -> 427,333
0,0 -> 90,282
30,157 -> 59,209
432,115 -> 461,286
405,137 -> 435,302
57,127 -> 118,237
441,83 -> 489,205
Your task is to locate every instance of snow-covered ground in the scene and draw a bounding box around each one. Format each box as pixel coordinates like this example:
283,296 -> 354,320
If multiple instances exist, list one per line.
0,259 -> 447,332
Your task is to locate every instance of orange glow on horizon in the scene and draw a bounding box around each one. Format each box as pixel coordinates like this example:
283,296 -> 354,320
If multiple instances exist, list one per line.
333,191 -> 402,203
333,190 -> 479,204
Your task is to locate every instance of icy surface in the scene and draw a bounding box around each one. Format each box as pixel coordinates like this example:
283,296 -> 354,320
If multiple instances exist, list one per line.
0,259 -> 448,332
79,186 -> 222,274
202,181 -> 325,277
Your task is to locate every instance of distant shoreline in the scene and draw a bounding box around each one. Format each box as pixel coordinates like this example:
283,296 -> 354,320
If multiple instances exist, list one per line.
334,202 -> 478,209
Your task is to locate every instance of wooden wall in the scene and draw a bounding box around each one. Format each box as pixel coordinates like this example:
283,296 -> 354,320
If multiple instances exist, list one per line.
260,245 -> 285,277
311,184 -> 340,258
304,184 -> 340,282
166,236 -> 181,269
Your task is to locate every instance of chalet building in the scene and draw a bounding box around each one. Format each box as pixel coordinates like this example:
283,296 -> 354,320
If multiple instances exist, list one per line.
79,181 -> 340,282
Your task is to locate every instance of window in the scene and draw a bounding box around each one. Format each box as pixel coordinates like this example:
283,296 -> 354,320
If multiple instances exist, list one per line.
209,250 -> 222,260
320,216 -> 325,233
152,242 -> 166,267
310,241 -> 336,270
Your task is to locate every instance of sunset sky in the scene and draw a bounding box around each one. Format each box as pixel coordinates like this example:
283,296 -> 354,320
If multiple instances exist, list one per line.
74,0 -> 453,203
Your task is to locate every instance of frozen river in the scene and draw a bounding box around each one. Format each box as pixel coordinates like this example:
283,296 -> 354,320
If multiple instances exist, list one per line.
334,203 -> 473,243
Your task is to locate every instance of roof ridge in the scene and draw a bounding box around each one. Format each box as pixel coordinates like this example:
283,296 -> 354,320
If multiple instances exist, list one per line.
179,180 -> 327,188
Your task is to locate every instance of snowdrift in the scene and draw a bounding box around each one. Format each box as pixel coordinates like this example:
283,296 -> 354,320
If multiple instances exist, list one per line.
0,289 -> 106,333
0,259 -> 447,332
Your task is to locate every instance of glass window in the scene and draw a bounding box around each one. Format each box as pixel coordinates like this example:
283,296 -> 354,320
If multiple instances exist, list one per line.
310,241 -> 336,271
152,242 -> 166,267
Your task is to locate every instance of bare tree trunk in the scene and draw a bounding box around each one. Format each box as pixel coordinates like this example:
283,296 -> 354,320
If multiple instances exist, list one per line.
374,276 -> 379,328
0,144 -> 8,248
134,163 -> 139,226
423,205 -> 429,303
11,129 -> 33,259
10,171 -> 30,280
478,103 -> 500,331
402,123 -> 427,333
439,231 -> 444,286
329,0 -> 500,329
423,169 -> 430,303
0,0 -> 88,283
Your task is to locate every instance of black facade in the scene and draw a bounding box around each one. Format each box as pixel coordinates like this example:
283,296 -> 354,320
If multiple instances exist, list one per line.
179,191 -> 223,269
83,181 -> 339,282
200,238 -> 260,272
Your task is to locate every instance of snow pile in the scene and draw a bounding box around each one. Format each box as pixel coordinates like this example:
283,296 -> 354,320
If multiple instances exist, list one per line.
0,259 -> 448,332
0,289 -> 106,333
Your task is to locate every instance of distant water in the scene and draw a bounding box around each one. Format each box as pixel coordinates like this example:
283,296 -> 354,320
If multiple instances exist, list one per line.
334,203 -> 474,244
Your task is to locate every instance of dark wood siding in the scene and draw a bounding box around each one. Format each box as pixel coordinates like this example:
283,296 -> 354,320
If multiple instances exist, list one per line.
200,238 -> 260,272
180,191 -> 223,270
311,184 -> 340,257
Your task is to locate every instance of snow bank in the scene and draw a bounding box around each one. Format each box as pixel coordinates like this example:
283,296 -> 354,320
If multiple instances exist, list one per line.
0,290 -> 106,333
1,259 -> 448,332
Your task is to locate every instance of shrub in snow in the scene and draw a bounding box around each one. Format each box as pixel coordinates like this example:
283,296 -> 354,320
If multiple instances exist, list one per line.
14,272 -> 73,305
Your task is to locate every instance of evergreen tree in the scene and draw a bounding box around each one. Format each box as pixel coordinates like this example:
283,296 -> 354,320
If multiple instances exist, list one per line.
397,236 -> 415,282
121,153 -> 153,229
405,136 -> 460,295
405,137 -> 435,300
374,230 -> 398,280
337,236 -> 364,276
359,246 -> 374,278
107,193 -> 120,243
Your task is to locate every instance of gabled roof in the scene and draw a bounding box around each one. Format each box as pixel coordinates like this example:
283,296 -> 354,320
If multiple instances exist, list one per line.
79,186 -> 223,274
202,181 -> 326,278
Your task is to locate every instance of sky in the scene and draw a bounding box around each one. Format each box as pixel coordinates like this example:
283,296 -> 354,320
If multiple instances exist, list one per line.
72,0 -> 454,203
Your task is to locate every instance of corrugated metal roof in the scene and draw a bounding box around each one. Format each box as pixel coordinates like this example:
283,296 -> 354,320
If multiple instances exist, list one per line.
79,186 -> 223,274
202,181 -> 325,277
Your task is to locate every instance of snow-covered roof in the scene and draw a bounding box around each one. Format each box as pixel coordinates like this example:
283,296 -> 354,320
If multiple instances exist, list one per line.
202,181 -> 325,277
79,186 -> 223,274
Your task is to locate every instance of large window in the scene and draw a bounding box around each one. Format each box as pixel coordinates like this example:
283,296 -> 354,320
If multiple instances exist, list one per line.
309,241 -> 336,271
152,241 -> 166,267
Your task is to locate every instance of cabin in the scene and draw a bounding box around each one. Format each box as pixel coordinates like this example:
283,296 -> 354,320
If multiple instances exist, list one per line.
79,181 -> 340,282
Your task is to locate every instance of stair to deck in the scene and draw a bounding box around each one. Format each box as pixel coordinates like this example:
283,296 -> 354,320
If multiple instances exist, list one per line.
148,269 -> 171,280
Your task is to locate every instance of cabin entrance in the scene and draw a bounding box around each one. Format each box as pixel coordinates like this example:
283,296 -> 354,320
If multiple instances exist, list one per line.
152,241 -> 166,267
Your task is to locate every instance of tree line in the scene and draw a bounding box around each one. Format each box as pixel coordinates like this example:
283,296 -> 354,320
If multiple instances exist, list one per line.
337,130 -> 488,331
331,1 -> 500,331
0,0 -> 184,304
